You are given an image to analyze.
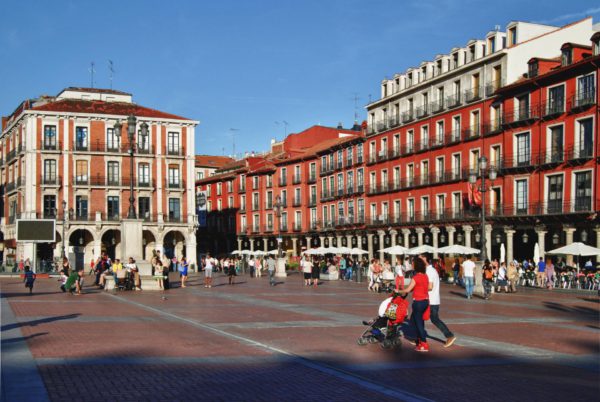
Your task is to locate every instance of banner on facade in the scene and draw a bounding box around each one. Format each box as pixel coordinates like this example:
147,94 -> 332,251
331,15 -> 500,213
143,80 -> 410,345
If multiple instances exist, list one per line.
196,191 -> 207,227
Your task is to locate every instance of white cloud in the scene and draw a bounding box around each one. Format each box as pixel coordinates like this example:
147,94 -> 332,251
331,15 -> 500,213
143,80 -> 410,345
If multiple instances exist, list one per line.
536,7 -> 600,24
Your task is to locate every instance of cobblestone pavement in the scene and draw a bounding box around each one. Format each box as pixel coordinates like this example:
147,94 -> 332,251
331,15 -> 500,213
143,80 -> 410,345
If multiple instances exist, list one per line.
1,272 -> 599,401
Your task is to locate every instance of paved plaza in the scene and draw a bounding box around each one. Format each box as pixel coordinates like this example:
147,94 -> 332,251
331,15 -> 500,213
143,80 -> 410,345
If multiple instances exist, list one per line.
1,272 -> 599,402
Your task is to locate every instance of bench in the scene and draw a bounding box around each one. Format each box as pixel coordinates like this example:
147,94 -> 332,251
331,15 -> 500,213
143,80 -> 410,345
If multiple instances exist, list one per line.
319,271 -> 339,281
104,274 -> 162,291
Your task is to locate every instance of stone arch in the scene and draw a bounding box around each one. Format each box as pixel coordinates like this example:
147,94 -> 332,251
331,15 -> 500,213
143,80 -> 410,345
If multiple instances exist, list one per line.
163,230 -> 186,259
68,228 -> 95,271
101,229 -> 122,260
142,230 -> 157,261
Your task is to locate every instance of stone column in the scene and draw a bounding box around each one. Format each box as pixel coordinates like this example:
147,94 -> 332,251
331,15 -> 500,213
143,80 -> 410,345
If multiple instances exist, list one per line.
291,237 -> 298,256
336,235 -> 342,251
367,233 -> 374,260
319,236 -> 325,248
327,235 -> 333,248
346,234 -> 353,250
485,224 -> 493,260
92,239 -> 102,261
263,238 -> 269,253
390,230 -> 397,247
250,239 -> 255,252
402,229 -> 410,248
563,225 -> 576,266
504,227 -> 515,263
416,228 -> 424,246
186,234 -> 197,271
356,234 -> 363,250
237,237 -> 242,252
463,225 -> 473,248
431,227 -> 440,258
534,226 -> 547,261
446,226 -> 455,246
377,230 -> 385,261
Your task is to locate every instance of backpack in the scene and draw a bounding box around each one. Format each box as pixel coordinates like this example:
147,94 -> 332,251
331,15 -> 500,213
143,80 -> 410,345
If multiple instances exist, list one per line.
484,268 -> 493,280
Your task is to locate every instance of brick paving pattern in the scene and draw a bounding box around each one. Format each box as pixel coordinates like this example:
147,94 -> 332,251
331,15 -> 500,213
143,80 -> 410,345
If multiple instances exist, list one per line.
1,272 -> 599,401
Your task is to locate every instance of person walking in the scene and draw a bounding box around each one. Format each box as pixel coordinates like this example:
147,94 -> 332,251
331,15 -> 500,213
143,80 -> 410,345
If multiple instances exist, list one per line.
423,255 -> 456,348
267,255 -> 276,286
23,266 -> 36,295
546,259 -> 555,290
496,262 -> 509,293
536,257 -> 546,288
462,255 -> 476,299
180,257 -> 189,288
255,257 -> 262,278
507,261 -> 519,293
399,257 -> 430,352
482,259 -> 494,300
452,258 -> 461,286
248,256 -> 256,278
311,257 -> 320,288
204,253 -> 214,288
153,259 -> 165,290
302,255 -> 313,286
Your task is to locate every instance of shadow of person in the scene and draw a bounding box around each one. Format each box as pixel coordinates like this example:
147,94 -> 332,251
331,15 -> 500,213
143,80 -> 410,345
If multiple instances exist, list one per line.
1,313 -> 80,332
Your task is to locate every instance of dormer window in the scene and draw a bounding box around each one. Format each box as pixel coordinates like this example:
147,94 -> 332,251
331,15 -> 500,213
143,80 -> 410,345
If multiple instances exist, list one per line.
594,38 -> 600,56
561,48 -> 572,66
528,62 -> 538,78
421,66 -> 427,80
452,53 -> 459,69
488,37 -> 495,54
469,45 -> 476,62
407,73 -> 413,86
509,27 -> 517,46
436,60 -> 442,75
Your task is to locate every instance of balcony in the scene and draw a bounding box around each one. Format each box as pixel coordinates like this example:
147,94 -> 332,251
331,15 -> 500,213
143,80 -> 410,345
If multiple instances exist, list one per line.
6,149 -> 17,164
239,206 -> 246,213
252,204 -> 259,211
73,142 -> 89,152
464,86 -> 483,103
537,148 -> 564,166
416,139 -> 429,153
542,98 -> 564,118
566,143 -> 594,162
463,125 -> 480,140
431,100 -> 444,113
503,105 -> 539,126
307,174 -> 316,184
376,150 -> 388,162
483,119 -> 503,137
166,180 -> 185,189
416,174 -> 430,187
320,190 -> 332,201
357,155 -> 363,164
251,226 -> 260,234
237,226 -> 248,235
416,105 -> 428,119
401,111 -> 414,123
278,178 -> 287,187
264,225 -> 274,233
166,147 -> 184,156
293,223 -> 302,232
106,177 -> 121,187
41,141 -> 61,151
570,89 -> 595,111
265,181 -> 273,188
72,213 -> 91,222
389,145 -> 401,159
429,135 -> 444,149
319,166 -> 333,176
265,202 -> 273,210
446,94 -> 461,108
376,121 -> 387,133
280,223 -> 288,232
238,184 -> 246,193
485,79 -> 503,97
308,196 -> 317,207
41,176 -> 61,186
388,115 -> 400,128
136,145 -> 154,155
292,197 -> 302,207
6,182 -> 16,193
310,221 -> 320,231
401,144 -> 414,156
367,215 -> 391,227
445,130 -> 461,145
292,175 -> 302,185
356,184 -> 364,194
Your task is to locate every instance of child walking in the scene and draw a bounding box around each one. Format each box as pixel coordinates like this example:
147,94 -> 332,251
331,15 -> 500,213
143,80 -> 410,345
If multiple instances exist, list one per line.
23,267 -> 36,294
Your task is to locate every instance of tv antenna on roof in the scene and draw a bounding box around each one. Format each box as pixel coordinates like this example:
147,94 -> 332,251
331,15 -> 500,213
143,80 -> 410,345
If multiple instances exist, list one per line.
108,60 -> 115,89
88,62 -> 96,88
229,128 -> 240,158
275,121 -> 289,137
351,93 -> 361,122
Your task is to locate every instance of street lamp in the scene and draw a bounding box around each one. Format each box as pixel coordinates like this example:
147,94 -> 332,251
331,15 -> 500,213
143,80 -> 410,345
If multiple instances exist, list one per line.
469,156 -> 497,261
61,200 -> 67,259
114,115 -> 148,219
274,195 -> 283,258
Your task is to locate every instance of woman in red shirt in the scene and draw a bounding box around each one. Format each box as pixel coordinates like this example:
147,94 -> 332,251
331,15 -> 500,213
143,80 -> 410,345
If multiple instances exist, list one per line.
399,257 -> 432,352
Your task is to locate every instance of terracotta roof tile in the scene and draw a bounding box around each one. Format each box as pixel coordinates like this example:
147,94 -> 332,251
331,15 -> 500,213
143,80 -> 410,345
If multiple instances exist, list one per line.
195,155 -> 235,168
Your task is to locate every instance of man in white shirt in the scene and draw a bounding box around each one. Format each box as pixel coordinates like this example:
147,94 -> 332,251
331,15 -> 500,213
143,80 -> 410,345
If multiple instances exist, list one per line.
204,253 -> 214,288
423,255 -> 456,348
462,255 -> 476,299
248,257 -> 256,278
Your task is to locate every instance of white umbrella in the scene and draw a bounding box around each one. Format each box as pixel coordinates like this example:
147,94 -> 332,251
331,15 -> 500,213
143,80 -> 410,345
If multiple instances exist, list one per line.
267,249 -> 280,255
336,246 -> 353,254
324,247 -> 340,254
547,242 -> 600,275
305,246 -> 327,255
241,250 -> 253,255
253,250 -> 267,256
350,247 -> 368,255
231,250 -> 242,255
436,245 -> 480,255
533,242 -> 540,265
381,245 -> 410,255
500,243 -> 506,264
407,245 -> 437,255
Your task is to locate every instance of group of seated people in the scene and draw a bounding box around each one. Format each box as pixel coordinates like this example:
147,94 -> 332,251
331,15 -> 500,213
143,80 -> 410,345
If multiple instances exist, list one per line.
94,254 -> 141,291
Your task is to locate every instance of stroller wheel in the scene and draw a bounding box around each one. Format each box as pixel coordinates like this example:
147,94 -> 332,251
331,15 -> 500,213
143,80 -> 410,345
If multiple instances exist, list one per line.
381,339 -> 393,349
368,336 -> 379,344
393,338 -> 402,348
357,337 -> 368,346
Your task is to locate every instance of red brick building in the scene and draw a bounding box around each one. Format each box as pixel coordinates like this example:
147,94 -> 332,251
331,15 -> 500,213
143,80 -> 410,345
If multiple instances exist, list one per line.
197,20 -> 599,263
1,87 -> 198,269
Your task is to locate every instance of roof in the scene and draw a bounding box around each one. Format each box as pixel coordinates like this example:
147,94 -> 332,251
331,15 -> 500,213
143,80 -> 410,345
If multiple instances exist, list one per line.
195,155 -> 235,168
31,99 -> 192,121
61,87 -> 132,96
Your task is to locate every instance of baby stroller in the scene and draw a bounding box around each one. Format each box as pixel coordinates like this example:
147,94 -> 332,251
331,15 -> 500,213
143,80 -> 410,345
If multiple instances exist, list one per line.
357,292 -> 408,349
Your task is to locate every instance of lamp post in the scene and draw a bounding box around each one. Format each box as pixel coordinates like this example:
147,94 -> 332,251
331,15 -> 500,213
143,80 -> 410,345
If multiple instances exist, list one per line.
61,200 -> 67,259
274,195 -> 282,258
469,156 -> 497,261
114,115 -> 148,220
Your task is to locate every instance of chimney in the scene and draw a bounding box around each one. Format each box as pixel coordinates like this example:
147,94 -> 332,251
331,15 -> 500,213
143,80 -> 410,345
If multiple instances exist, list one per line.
337,122 -> 343,129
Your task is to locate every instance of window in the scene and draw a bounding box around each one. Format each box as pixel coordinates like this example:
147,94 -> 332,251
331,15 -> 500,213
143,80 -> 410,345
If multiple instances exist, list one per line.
407,163 -> 414,185
470,111 -> 480,136
516,94 -> 529,120
167,132 -> 180,155
548,126 -> 564,163
574,171 -> 592,211
295,211 -> 301,229
407,130 -> 414,152
347,147 -> 353,165
515,133 -> 530,166
347,171 -> 354,192
546,175 -> 563,213
509,27 -> 517,46
107,128 -> 120,152
357,168 -> 364,190
357,199 -> 365,222
266,191 -> 273,209
281,190 -> 287,206
107,161 -> 120,186
168,198 -> 181,221
253,176 -> 259,189
357,143 -> 363,163
138,163 -> 150,186
43,159 -> 57,184
43,195 -> 56,218
369,172 -> 376,192
43,125 -> 57,149
266,214 -> 273,230
217,182 -> 222,195
436,157 -> 444,181
240,195 -> 246,211
547,85 -> 564,114
139,197 -> 151,219
452,154 -> 461,179
437,194 -> 445,218
515,179 -> 528,214
408,199 -> 415,221
452,116 -> 461,141
436,121 -> 444,145
338,202 -> 344,224
420,126 -> 429,150
576,74 -> 595,106
561,48 -> 572,66
168,167 -> 180,187
329,176 -> 334,194
393,200 -> 401,221
253,214 -> 260,231
337,150 -> 343,168
309,162 -> 316,179
227,181 -> 233,193
575,118 -> 594,158
75,127 -> 88,150
488,37 -> 496,53
252,193 -> 259,210
294,188 -> 301,205
337,173 -> 344,195
75,160 -> 88,184
528,62 -> 538,78
107,196 -> 120,220
71,196 -> 87,220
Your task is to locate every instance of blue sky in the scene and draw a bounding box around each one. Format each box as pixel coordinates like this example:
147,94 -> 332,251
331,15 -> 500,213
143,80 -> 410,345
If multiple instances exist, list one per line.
1,0 -> 599,156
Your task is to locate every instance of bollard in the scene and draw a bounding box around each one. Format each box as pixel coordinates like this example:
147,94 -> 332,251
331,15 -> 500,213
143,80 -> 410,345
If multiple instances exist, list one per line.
356,266 -> 362,283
